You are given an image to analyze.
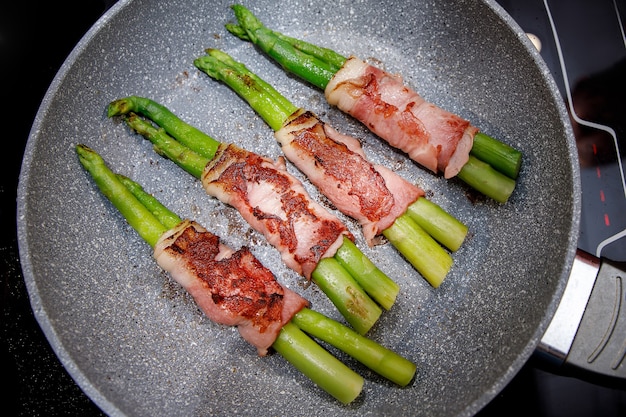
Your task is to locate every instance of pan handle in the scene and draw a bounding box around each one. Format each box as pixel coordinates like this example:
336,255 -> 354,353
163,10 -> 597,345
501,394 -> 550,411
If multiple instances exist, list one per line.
537,249 -> 626,383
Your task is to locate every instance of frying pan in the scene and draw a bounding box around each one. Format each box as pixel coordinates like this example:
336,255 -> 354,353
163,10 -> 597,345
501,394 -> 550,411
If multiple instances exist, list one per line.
16,0 -> 580,415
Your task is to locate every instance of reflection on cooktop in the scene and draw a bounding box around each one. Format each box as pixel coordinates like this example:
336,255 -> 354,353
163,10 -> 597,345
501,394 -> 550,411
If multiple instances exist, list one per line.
498,0 -> 626,262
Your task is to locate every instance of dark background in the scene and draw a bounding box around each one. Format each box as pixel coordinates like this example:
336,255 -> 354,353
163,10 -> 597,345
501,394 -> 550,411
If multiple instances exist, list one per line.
1,1 -> 625,416
1,2 -> 118,415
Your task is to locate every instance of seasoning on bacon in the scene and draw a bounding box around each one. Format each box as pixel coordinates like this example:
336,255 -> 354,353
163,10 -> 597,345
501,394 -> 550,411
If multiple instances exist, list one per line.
275,109 -> 423,246
201,143 -> 352,280
154,220 -> 308,356
325,56 -> 479,179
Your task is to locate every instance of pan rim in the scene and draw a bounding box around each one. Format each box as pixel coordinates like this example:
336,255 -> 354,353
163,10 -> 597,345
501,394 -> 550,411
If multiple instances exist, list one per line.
16,0 -> 582,416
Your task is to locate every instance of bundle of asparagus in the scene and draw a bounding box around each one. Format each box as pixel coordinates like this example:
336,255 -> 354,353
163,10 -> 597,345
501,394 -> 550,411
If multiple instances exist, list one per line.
76,144 -> 416,403
225,4 -> 523,203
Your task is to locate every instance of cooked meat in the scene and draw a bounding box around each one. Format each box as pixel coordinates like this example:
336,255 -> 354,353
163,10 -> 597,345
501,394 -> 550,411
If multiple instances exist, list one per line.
202,143 -> 352,279
276,109 -> 422,245
154,220 -> 308,356
325,56 -> 478,178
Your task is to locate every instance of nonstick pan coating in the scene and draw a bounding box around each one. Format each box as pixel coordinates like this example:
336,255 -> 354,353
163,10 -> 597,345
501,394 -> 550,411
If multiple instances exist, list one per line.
17,0 -> 580,415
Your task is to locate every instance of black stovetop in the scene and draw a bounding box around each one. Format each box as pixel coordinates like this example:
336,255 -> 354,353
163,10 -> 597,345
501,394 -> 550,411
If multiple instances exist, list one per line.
1,1 -> 625,416
499,0 -> 626,263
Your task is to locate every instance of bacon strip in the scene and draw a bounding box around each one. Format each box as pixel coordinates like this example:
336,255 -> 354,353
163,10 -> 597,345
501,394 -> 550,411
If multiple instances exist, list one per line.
154,220 -> 308,356
202,143 -> 352,280
275,109 -> 423,246
325,57 -> 479,179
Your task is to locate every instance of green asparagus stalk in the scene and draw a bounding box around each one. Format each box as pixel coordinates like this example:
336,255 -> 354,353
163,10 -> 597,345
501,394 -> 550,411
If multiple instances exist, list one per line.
311,257 -> 380,335
116,174 -> 182,229
334,237 -> 398,310
470,132 -> 522,180
225,10 -> 338,91
107,97 -> 220,161
456,155 -> 516,204
76,145 -> 167,247
271,321 -> 363,403
406,197 -> 468,252
291,308 -> 416,386
226,4 -> 522,200
76,144 -> 416,401
107,103 -> 387,332
194,50 -> 459,288
382,215 -> 452,288
225,22 -> 346,74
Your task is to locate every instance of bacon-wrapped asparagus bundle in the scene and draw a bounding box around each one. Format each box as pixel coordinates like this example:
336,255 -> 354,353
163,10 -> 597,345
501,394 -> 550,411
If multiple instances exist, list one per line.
194,50 -> 468,288
225,4 -> 522,203
75,144 -> 417,403
157,220 -> 308,355
107,97 -> 399,333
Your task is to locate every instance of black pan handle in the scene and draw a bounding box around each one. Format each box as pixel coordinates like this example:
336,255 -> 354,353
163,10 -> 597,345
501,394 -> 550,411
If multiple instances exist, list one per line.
537,249 -> 626,383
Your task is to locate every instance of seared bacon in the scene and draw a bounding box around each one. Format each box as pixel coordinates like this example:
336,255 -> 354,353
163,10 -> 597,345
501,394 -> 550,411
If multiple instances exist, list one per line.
325,57 -> 479,179
276,109 -> 423,245
154,220 -> 308,356
202,143 -> 352,280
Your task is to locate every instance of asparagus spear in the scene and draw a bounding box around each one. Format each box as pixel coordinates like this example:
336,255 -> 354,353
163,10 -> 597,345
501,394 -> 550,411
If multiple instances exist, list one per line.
76,144 -> 416,402
226,4 -> 522,202
194,49 -> 464,288
76,147 -> 167,247
107,100 -> 391,333
116,174 -> 183,229
291,308 -> 416,387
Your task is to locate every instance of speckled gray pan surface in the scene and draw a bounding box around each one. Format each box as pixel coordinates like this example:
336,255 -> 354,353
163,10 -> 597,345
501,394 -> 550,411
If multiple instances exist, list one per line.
17,0 -> 580,416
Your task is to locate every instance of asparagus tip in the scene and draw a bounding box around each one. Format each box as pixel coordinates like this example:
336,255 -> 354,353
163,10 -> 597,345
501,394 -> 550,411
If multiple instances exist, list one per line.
107,97 -> 133,118
225,23 -> 249,40
75,144 -> 99,168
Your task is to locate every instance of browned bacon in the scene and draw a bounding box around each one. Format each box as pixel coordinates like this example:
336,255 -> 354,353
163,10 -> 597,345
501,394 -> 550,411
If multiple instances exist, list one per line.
325,57 -> 479,179
275,109 -> 423,245
201,143 -> 352,279
154,220 -> 308,356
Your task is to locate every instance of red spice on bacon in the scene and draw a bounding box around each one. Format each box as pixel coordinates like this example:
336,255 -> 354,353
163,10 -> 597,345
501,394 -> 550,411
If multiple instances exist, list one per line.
285,111 -> 395,223
276,109 -> 422,245
326,57 -> 476,178
202,143 -> 351,279
154,220 -> 308,356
